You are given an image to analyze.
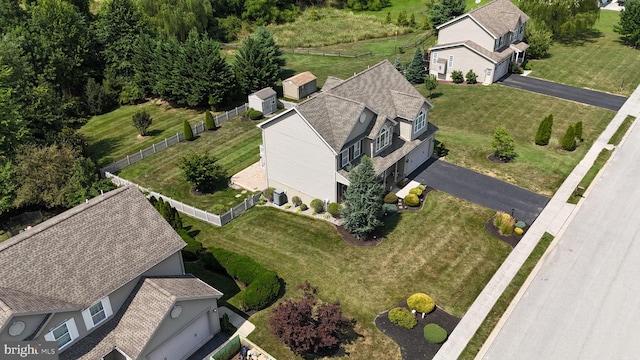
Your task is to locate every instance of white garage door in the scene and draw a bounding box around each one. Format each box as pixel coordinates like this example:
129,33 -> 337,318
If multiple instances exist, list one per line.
148,314 -> 210,360
405,138 -> 433,175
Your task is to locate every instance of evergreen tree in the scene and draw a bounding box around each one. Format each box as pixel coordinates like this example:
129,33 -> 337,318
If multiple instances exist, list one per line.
205,109 -> 216,130
384,11 -> 391,24
235,27 -> 284,95
465,69 -> 477,84
614,0 -> 640,48
183,119 -> 194,141
429,0 -> 465,30
561,124 -> 576,151
405,47 -> 427,84
396,9 -> 408,26
534,114 -> 553,145
574,121 -> 583,142
0,0 -> 25,35
492,126 -> 517,160
424,74 -> 438,98
341,156 -> 384,240
393,57 -> 404,73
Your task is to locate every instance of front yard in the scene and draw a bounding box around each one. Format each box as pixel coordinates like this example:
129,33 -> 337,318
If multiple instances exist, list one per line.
182,192 -> 512,360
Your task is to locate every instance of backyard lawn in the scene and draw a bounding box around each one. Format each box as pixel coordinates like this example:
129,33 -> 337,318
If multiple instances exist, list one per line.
422,84 -> 615,196
182,192 -> 512,360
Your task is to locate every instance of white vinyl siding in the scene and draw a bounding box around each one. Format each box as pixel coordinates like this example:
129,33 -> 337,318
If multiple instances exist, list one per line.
448,55 -> 454,68
44,319 -> 79,350
432,52 -> 438,65
82,296 -> 113,330
414,110 -> 426,133
375,127 -> 391,152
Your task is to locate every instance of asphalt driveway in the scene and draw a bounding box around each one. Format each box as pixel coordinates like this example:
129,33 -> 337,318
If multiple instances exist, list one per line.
498,74 -> 627,111
410,158 -> 549,225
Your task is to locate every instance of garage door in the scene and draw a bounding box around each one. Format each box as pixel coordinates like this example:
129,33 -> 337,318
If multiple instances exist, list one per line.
405,138 -> 433,175
148,314 -> 210,360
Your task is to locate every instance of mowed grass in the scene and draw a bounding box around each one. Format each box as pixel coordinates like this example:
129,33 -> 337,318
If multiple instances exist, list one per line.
567,148 -> 612,204
527,11 -> 640,96
116,118 -> 261,210
608,115 -> 636,145
459,232 -> 555,360
422,84 -> 615,196
182,192 -> 512,360
80,101 -> 203,167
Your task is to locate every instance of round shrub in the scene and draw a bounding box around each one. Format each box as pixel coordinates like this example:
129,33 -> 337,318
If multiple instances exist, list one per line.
310,199 -> 324,213
515,220 -> 526,229
300,203 -> 308,211
249,109 -> 263,120
514,227 -> 524,235
388,307 -> 417,329
384,192 -> 398,204
210,204 -> 227,215
291,195 -> 302,206
404,193 -> 420,207
407,293 -> 435,314
327,202 -> 341,218
417,184 -> 426,191
409,187 -> 423,197
424,324 -> 447,344
264,187 -> 275,202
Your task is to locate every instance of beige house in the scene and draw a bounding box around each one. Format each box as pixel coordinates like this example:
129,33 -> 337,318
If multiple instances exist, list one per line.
0,186 -> 223,360
248,87 -> 277,115
258,60 -> 437,204
283,71 -> 317,100
429,0 -> 530,84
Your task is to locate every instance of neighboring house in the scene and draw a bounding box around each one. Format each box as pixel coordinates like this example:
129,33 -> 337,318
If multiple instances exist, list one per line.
283,71 -> 317,100
428,0 -> 530,84
258,60 -> 438,204
248,87 -> 277,116
0,186 -> 223,360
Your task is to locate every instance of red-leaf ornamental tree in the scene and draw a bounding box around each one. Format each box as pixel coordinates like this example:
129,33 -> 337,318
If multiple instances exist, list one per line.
269,282 -> 351,356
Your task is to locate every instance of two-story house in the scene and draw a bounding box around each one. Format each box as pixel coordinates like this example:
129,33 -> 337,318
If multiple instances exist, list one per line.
258,60 -> 438,204
0,186 -> 223,360
428,0 -> 530,84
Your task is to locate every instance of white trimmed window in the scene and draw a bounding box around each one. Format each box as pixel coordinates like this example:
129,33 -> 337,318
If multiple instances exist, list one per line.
353,140 -> 361,158
341,149 -> 349,167
432,52 -> 438,65
448,55 -> 454,68
414,110 -> 426,133
375,126 -> 391,152
44,319 -> 79,349
81,297 -> 113,330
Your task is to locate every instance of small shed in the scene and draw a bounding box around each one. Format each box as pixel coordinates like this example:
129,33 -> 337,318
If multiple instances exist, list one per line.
248,87 -> 277,116
283,71 -> 317,100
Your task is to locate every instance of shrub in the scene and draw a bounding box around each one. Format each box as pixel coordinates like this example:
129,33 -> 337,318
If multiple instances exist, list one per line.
510,62 -> 524,74
465,70 -> 477,84
291,195 -> 302,206
574,121 -> 583,142
382,203 -> 397,216
418,184 -> 426,191
205,109 -> 216,130
388,307 -> 417,329
310,199 -> 324,213
492,126 -> 517,160
220,313 -> 237,336
183,119 -> 194,141
264,187 -> 276,202
409,187 -> 423,197
284,204 -> 291,209
424,324 -> 448,344
514,227 -> 524,235
327,202 -> 341,218
179,153 -> 227,193
451,70 -> 464,84
407,293 -> 435,313
210,204 -> 227,215
384,192 -> 398,204
535,114 -> 553,146
178,229 -> 202,261
493,211 -> 515,235
249,109 -> 263,120
561,125 -> 577,151
132,110 -> 152,136
300,203 -> 308,211
404,193 -> 420,207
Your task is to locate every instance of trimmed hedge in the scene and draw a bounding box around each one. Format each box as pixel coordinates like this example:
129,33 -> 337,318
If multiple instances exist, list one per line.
384,192 -> 398,204
310,199 -> 324,213
514,227 -> 524,235
300,203 -> 308,211
417,184 -> 426,191
183,119 -> 194,141
178,229 -> 203,261
409,187 -> 423,197
407,293 -> 435,313
388,307 -> 417,329
248,109 -> 263,120
404,193 -> 420,207
424,324 -> 447,344
327,202 -> 341,218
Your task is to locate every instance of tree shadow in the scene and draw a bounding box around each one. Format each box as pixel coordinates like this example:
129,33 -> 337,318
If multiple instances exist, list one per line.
85,137 -> 121,166
184,225 -> 200,238
279,68 -> 296,80
145,129 -> 163,137
555,29 -> 604,46
381,212 -> 401,237
429,91 -> 443,99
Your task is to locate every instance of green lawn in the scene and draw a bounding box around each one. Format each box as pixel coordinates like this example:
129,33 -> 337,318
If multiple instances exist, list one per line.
567,148 -> 612,204
609,115 -> 636,145
459,232 -> 555,360
527,10 -> 640,96
422,84 -> 615,196
182,192 -> 512,360
79,101 -> 204,167
116,118 -> 261,211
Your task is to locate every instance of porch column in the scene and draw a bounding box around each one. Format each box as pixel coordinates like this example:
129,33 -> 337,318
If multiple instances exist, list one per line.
394,162 -> 399,182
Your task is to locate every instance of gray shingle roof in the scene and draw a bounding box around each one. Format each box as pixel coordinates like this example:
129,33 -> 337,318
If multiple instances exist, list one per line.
322,76 -> 344,90
251,87 -> 277,100
295,60 -> 432,152
430,40 -> 513,63
468,0 -> 530,37
0,186 -> 186,328
61,276 -> 222,360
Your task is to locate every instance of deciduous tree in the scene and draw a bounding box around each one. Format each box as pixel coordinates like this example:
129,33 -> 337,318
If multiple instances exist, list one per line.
341,156 -> 384,239
525,20 -> 553,58
179,152 -> 227,193
520,0 -> 600,38
132,110 -> 152,136
614,0 -> 640,48
492,126 -> 517,160
424,74 -> 438,98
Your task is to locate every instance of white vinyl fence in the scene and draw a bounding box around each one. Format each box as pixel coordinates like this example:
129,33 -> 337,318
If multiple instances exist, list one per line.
100,103 -> 248,175
105,172 -> 261,227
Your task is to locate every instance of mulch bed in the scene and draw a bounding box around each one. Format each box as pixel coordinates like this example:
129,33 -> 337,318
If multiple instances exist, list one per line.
487,153 -> 512,164
397,187 -> 435,212
375,301 -> 461,360
484,216 -> 526,248
335,225 -> 383,247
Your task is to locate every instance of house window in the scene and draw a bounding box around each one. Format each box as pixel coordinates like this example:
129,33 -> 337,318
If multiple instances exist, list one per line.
353,140 -> 361,158
520,24 -> 524,34
432,52 -> 438,65
44,319 -> 79,350
341,149 -> 349,167
414,110 -> 426,133
498,36 -> 504,48
375,126 -> 391,152
81,297 -> 113,330
448,55 -> 454,68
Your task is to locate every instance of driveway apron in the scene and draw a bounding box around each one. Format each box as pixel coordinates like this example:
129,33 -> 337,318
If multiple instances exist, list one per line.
498,74 -> 627,111
410,158 -> 549,225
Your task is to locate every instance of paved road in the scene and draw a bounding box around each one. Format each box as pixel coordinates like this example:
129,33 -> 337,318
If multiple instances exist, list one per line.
498,74 -> 627,111
410,158 -> 549,225
482,111 -> 640,359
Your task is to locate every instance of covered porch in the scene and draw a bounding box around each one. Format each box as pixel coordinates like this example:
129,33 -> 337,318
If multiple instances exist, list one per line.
510,41 -> 529,64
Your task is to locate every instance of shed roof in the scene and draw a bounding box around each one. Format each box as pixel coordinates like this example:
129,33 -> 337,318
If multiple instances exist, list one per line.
285,71 -> 317,86
250,87 -> 277,100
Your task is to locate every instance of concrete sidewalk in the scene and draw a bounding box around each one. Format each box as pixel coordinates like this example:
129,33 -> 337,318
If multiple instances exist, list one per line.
433,85 -> 640,360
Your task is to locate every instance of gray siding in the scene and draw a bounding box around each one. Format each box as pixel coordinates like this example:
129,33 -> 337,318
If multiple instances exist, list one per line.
262,111 -> 337,202
438,17 -> 495,50
0,313 -> 47,341
343,108 -> 375,147
429,46 -> 495,83
299,80 -> 317,98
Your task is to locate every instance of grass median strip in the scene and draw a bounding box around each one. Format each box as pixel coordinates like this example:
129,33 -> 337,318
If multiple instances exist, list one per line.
458,232 -> 555,360
608,115 -> 636,146
567,148 -> 613,204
